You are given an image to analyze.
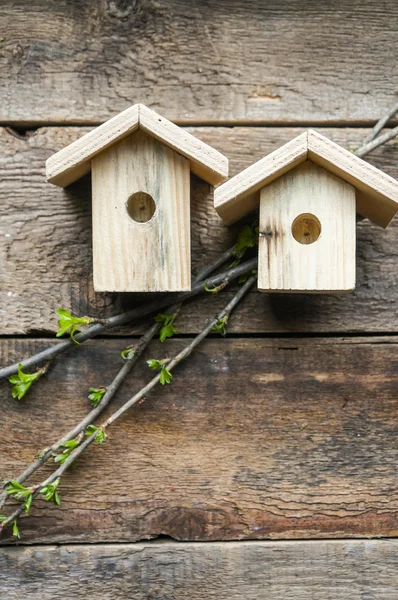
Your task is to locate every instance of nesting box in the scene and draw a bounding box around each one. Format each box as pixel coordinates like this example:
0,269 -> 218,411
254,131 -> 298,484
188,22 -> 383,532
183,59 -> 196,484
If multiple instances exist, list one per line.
214,130 -> 398,293
46,104 -> 228,292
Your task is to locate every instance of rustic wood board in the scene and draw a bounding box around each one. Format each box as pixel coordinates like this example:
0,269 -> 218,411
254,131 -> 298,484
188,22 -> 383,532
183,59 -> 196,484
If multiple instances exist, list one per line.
1,0 -> 397,125
1,540 -> 398,599
1,337 -> 397,544
1,126 -> 398,335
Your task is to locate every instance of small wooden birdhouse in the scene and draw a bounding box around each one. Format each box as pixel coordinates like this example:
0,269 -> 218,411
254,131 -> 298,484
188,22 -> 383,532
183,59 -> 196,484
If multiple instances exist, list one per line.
214,130 -> 398,293
46,104 -> 228,292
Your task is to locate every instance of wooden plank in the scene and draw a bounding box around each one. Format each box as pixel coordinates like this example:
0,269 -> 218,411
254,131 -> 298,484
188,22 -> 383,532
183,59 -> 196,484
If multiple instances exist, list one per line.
0,1 -> 398,125
1,540 -> 398,599
1,337 -> 397,543
1,126 -> 398,334
258,161 -> 356,292
92,131 -> 191,292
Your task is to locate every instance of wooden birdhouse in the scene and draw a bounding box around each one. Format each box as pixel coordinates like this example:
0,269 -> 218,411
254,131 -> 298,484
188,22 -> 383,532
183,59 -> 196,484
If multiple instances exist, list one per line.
46,104 -> 228,292
214,130 -> 398,293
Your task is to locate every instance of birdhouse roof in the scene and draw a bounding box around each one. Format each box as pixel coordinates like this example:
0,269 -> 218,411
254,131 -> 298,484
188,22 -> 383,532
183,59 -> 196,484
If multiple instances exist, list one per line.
214,130 -> 398,228
46,104 -> 228,188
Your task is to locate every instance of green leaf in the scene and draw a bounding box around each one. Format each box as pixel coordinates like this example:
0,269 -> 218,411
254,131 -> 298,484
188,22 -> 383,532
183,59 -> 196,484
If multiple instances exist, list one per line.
54,437 -> 80,465
159,365 -> 173,385
40,478 -> 61,505
85,425 -> 108,444
230,222 -> 259,267
54,453 -> 67,465
121,347 -> 135,360
88,387 -> 107,408
56,308 -> 95,344
12,520 -> 20,539
0,515 -> 7,522
147,359 -> 163,371
6,481 -> 32,502
204,281 -> 223,294
8,364 -> 41,400
61,439 -> 80,451
23,493 -> 33,514
211,316 -> 228,337
154,313 -> 178,342
238,268 -> 258,284
85,424 -> 98,435
147,359 -> 172,385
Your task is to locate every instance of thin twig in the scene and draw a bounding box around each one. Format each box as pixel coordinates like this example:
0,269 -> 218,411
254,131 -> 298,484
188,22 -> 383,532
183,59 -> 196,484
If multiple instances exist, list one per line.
0,336 -> 143,511
0,275 -> 256,533
0,256 -> 256,380
355,124 -> 398,158
0,245 -> 237,509
360,99 -> 398,146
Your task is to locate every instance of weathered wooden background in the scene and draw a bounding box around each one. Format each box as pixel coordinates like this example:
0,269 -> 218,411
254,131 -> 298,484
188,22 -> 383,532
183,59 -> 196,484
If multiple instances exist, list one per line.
1,0 -> 397,597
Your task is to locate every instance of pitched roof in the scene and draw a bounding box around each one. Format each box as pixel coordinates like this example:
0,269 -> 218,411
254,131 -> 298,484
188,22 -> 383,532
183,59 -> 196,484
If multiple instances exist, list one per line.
46,104 -> 228,188
214,130 -> 398,228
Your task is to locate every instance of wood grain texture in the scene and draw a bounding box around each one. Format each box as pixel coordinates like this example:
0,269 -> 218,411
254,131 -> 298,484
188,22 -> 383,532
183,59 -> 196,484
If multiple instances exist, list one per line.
1,540 -> 398,599
0,337 -> 397,543
139,104 -> 228,185
215,132 -> 308,224
308,130 -> 398,228
46,104 -> 140,187
1,0 -> 398,125
258,161 -> 356,292
46,104 -> 228,187
215,130 -> 398,227
1,126 -> 398,334
92,131 -> 191,292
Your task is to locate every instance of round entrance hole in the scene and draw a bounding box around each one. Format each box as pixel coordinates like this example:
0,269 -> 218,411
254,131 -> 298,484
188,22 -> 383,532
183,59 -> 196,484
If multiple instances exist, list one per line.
291,213 -> 321,244
126,191 -> 156,223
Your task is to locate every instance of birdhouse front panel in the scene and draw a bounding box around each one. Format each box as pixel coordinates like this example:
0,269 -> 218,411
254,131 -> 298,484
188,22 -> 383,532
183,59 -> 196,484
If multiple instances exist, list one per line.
258,161 -> 356,293
91,130 -> 191,292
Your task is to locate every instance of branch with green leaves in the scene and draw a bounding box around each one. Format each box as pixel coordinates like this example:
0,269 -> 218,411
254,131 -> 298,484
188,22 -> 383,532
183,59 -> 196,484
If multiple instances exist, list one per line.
0,243 -> 239,513
9,362 -> 51,400
0,273 -> 255,538
0,253 -> 257,381
229,222 -> 258,267
0,338 -> 143,512
2,100 -> 397,538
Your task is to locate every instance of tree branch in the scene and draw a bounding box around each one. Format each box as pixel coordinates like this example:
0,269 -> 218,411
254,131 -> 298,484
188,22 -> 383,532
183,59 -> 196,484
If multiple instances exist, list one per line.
355,124 -> 398,158
0,256 -> 256,380
0,275 -> 256,534
0,244 -> 237,510
359,98 -> 398,146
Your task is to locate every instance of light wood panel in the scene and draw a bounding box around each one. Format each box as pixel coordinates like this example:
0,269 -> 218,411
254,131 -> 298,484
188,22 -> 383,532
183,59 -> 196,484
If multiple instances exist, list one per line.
0,337 -> 397,543
92,131 -> 191,292
0,0 -> 398,124
258,161 -> 356,292
1,126 -> 398,334
1,540 -> 398,599
308,130 -> 398,227
46,104 -> 228,187
215,130 -> 398,227
215,132 -> 308,224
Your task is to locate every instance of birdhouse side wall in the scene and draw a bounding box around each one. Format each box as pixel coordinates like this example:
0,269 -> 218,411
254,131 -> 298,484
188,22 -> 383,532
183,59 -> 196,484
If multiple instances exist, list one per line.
258,160 -> 356,292
91,131 -> 191,292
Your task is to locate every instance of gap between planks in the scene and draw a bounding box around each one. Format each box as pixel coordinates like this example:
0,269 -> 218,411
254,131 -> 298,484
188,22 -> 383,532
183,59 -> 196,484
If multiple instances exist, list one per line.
2,120 -> 398,131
